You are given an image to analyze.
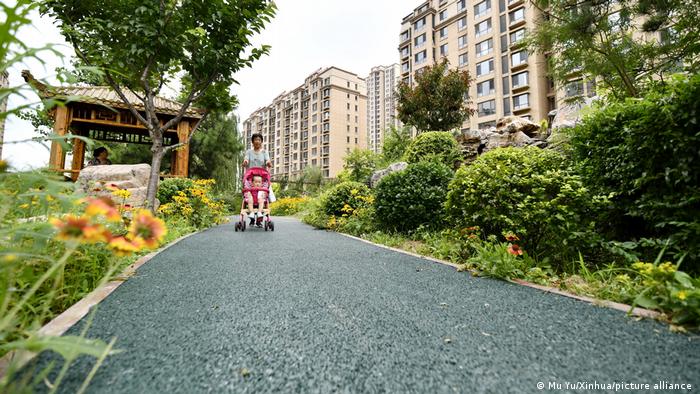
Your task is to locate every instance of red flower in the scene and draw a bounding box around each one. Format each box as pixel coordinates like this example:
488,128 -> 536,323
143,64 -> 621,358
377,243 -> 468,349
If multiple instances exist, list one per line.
505,233 -> 520,242
507,243 -> 523,256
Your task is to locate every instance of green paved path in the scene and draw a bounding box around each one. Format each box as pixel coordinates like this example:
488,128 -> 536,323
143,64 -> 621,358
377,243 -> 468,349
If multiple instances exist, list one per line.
32,218 -> 699,393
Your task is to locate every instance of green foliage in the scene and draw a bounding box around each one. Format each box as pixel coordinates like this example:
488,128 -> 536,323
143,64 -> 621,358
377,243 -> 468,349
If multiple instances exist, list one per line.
403,131 -> 461,168
527,0 -> 700,99
467,241 -> 536,280
319,181 -> 371,217
189,112 -> 244,192
157,177 -> 195,205
397,60 -> 474,131
567,74 -> 700,270
158,179 -> 227,229
382,125 -> 413,163
374,161 -> 453,233
446,147 -> 603,265
270,197 -> 310,216
301,197 -> 329,229
338,149 -> 381,184
632,257 -> 700,327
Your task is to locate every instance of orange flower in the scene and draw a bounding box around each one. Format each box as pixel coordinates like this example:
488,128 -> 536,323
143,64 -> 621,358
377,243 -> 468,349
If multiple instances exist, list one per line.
50,215 -> 109,243
108,236 -> 142,256
507,243 -> 523,256
84,197 -> 121,222
505,233 -> 520,242
128,209 -> 167,248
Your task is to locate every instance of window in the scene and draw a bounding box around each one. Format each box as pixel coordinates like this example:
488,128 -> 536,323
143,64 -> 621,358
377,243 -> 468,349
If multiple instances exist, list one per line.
510,8 -> 525,24
510,28 -> 526,45
586,80 -> 596,97
474,0 -> 491,18
458,34 -> 468,49
512,71 -> 528,88
478,99 -> 496,116
511,50 -> 528,66
475,19 -> 492,37
414,17 -> 426,31
458,16 -> 467,30
440,43 -> 449,56
400,30 -> 410,41
401,46 -> 410,57
502,76 -> 510,94
500,15 -> 507,33
459,53 -> 468,66
565,79 -> 584,97
503,97 -> 511,115
477,79 -> 495,97
476,38 -> 493,57
501,35 -> 508,52
476,59 -> 494,76
415,50 -> 427,64
440,27 -> 448,39
415,33 -> 426,47
457,0 -> 466,11
439,9 -> 448,21
513,93 -> 529,109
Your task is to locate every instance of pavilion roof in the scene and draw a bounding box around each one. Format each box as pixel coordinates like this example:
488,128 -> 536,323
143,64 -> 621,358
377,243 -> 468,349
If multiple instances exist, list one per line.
22,70 -> 204,119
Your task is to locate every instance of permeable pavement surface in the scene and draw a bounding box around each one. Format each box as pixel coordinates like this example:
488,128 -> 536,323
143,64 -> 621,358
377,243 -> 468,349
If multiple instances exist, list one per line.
28,217 -> 700,393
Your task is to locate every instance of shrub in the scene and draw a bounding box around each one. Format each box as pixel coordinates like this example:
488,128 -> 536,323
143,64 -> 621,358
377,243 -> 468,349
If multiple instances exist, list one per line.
445,147 -> 603,266
158,179 -> 227,229
157,177 -> 195,204
270,197 -> 310,216
319,181 -> 371,216
567,74 -> 700,270
403,131 -> 461,168
374,161 -> 453,233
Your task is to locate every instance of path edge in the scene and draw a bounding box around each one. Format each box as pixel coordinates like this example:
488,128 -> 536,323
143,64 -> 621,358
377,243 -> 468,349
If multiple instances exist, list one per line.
0,230 -> 199,379
335,231 -> 661,320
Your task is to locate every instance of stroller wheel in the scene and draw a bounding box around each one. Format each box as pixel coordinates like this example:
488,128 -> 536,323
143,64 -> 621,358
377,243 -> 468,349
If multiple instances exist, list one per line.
269,221 -> 274,232
234,222 -> 240,232
241,221 -> 246,232
264,222 -> 268,231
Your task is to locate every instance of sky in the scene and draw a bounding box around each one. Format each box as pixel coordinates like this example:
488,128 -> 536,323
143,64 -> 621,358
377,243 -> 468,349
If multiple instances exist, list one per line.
3,0 -> 416,170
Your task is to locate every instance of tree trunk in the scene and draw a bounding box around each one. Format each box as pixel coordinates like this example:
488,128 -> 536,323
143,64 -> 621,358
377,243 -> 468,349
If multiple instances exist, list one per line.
146,141 -> 165,212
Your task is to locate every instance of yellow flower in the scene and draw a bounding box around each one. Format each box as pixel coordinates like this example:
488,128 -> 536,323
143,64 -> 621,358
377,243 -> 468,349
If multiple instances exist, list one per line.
19,203 -> 29,209
3,254 -> 17,262
632,262 -> 654,275
112,189 -> 132,200
676,290 -> 688,301
350,189 -> 359,196
128,209 -> 167,248
46,195 -> 55,202
615,274 -> 631,283
658,262 -> 676,274
108,236 -> 142,256
50,215 -> 110,244
84,197 -> 122,222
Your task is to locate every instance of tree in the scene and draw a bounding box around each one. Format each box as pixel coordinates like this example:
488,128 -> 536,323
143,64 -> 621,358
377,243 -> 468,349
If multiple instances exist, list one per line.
527,0 -> 700,99
396,60 -> 473,132
338,148 -> 381,184
42,0 -> 276,209
381,125 -> 412,163
189,112 -> 244,192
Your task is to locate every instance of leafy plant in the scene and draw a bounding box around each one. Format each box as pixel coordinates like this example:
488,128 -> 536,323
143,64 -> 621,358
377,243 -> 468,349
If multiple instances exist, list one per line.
374,161 -> 453,233
446,147 -> 604,266
567,73 -> 700,271
157,177 -> 195,205
319,181 -> 371,217
158,179 -> 227,229
382,125 -> 413,163
338,149 -> 382,184
403,131 -> 462,168
270,197 -> 310,216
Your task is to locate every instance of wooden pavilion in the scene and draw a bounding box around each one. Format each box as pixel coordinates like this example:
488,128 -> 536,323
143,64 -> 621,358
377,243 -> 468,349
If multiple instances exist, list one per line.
22,71 -> 204,181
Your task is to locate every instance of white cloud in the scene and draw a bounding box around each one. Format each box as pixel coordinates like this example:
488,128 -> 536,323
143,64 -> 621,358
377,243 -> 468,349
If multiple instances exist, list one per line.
4,0 -> 415,170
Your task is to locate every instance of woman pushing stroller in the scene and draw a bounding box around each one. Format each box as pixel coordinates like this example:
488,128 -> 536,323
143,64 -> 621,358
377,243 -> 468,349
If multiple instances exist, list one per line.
241,133 -> 274,226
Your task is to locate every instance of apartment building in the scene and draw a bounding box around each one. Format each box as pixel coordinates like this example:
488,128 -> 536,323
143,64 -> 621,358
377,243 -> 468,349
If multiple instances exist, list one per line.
366,64 -> 401,153
399,0 -> 556,131
243,67 -> 367,179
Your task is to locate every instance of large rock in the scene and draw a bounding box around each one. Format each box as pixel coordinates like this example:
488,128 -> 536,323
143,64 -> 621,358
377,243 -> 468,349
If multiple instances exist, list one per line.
370,162 -> 408,187
496,115 -> 541,137
76,164 -> 155,209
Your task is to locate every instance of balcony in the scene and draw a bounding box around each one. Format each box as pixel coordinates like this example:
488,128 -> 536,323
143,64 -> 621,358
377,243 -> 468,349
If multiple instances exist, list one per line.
508,0 -> 525,9
509,18 -> 526,30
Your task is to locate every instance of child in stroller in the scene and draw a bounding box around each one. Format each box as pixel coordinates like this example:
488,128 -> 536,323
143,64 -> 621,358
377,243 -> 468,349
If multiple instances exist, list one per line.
235,167 -> 274,232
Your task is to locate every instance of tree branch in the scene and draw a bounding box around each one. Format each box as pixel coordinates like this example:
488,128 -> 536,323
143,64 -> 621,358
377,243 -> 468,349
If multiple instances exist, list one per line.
163,111 -> 209,153
160,72 -> 216,132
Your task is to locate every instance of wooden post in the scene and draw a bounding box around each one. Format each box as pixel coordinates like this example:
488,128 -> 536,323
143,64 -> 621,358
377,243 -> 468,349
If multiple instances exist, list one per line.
49,106 -> 70,171
170,149 -> 178,175
175,120 -> 190,177
70,131 -> 85,181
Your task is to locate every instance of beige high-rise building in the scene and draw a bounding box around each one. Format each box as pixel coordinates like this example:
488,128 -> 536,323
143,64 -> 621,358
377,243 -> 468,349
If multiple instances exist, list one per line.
243,67 -> 367,179
0,71 -> 8,160
366,64 -> 401,153
399,0 -> 555,130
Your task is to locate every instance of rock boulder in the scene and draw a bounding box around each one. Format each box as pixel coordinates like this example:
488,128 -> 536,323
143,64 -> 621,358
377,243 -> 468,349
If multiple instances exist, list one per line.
76,164 -> 155,209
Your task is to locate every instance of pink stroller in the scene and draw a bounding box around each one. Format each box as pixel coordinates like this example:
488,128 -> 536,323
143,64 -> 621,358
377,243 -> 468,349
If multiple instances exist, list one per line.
234,167 -> 275,232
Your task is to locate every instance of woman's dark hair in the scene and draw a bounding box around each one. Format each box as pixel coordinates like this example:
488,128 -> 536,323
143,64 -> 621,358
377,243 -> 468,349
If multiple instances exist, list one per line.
93,147 -> 108,157
251,133 -> 263,142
